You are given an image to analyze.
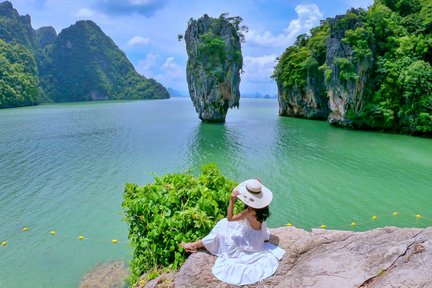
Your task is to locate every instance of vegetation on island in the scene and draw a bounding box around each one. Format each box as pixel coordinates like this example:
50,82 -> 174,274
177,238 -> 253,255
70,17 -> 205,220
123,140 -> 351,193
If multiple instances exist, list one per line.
122,164 -> 242,285
0,39 -> 41,108
273,0 -> 432,136
0,1 -> 169,108
47,20 -> 169,102
190,13 -> 247,80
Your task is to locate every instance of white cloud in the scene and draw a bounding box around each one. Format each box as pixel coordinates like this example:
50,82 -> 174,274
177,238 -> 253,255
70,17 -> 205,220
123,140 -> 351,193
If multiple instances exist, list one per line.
161,57 -> 184,80
128,36 -> 151,46
75,7 -> 95,17
136,53 -> 159,76
245,4 -> 323,48
242,54 -> 278,82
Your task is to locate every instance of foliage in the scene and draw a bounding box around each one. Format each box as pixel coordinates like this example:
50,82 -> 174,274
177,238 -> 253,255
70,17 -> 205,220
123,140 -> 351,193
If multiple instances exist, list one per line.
0,39 -> 41,108
398,60 -> 432,134
335,57 -> 358,84
197,32 -> 227,80
186,14 -> 244,83
272,21 -> 329,94
219,13 -> 249,44
273,0 -> 432,136
122,164 -> 242,285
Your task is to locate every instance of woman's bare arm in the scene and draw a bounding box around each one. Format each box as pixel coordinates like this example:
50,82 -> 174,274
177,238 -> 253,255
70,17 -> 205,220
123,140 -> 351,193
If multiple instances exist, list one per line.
227,189 -> 250,221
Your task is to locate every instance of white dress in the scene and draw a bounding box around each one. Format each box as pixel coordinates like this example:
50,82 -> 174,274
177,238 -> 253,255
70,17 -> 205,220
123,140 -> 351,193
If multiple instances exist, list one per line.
202,218 -> 285,285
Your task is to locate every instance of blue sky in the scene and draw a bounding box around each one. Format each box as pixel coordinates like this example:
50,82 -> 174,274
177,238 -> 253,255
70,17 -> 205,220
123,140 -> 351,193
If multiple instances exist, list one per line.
11,0 -> 373,96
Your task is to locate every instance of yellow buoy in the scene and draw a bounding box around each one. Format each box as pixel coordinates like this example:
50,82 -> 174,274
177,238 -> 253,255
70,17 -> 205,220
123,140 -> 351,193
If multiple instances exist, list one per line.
1,241 -> 7,246
416,214 -> 422,219
79,235 -> 85,240
351,222 -> 357,227
393,211 -> 399,216
50,230 -> 56,235
22,227 -> 29,232
320,224 -> 327,229
111,239 -> 118,244
372,216 -> 377,221
286,223 -> 293,227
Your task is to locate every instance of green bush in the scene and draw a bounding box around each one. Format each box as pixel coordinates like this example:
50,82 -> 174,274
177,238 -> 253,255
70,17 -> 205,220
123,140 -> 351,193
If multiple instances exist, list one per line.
122,164 -> 242,285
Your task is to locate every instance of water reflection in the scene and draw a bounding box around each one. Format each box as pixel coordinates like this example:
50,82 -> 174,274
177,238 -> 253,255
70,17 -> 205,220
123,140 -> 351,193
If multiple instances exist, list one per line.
184,122 -> 245,179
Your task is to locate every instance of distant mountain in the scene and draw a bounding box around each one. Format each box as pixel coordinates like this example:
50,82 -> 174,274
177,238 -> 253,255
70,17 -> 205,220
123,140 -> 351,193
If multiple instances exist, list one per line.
167,87 -> 188,97
48,20 -> 169,102
242,92 -> 277,99
0,1 -> 169,108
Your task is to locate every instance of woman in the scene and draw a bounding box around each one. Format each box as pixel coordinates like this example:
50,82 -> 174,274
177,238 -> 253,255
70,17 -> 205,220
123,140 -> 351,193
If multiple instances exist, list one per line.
180,179 -> 285,285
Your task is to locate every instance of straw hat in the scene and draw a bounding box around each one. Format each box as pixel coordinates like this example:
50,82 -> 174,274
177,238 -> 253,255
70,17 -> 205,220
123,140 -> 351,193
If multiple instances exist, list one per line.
235,179 -> 273,209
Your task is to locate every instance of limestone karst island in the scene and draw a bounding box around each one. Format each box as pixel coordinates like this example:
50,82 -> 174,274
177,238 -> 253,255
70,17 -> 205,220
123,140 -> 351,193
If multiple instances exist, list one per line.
0,0 -> 431,288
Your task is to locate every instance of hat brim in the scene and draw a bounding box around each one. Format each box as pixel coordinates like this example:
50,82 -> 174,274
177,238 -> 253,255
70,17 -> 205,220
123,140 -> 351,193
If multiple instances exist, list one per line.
235,179 -> 273,209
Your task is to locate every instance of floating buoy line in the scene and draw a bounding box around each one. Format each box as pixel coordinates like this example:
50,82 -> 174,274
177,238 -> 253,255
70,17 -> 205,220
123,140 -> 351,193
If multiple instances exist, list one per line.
1,227 -> 129,249
285,210 -> 429,230
1,210 -> 430,250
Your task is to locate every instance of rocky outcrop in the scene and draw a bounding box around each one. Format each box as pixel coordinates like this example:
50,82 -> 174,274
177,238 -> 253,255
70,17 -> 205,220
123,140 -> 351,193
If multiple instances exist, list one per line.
172,226 -> 432,287
278,71 -> 329,120
324,10 -> 373,127
184,14 -> 243,122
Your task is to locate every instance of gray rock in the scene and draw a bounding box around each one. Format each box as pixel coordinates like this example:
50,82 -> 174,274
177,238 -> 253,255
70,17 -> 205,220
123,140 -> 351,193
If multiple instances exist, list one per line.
324,9 -> 374,127
184,14 -> 243,122
79,260 -> 128,288
173,226 -> 432,288
278,67 -> 329,120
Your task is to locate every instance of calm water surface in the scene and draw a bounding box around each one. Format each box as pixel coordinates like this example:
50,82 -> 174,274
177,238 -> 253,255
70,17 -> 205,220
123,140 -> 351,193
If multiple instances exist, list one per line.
0,98 -> 431,287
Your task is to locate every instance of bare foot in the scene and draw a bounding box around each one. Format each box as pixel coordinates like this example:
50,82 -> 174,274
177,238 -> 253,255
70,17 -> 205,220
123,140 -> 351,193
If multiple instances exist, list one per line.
180,241 -> 202,253
180,242 -> 197,253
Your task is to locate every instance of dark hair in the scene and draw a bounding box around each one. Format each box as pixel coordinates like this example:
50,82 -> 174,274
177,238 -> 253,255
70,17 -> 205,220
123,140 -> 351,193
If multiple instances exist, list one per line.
244,204 -> 270,223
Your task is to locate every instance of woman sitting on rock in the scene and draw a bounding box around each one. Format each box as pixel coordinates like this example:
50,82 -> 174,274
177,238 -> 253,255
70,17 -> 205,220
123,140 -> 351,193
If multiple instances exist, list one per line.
180,179 -> 285,285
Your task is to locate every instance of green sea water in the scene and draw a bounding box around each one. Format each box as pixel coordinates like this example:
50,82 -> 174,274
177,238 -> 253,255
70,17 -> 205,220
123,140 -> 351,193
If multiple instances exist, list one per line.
0,98 -> 431,287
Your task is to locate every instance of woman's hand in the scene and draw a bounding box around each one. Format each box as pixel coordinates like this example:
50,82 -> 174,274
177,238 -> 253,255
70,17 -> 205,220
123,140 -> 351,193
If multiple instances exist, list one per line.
231,189 -> 239,201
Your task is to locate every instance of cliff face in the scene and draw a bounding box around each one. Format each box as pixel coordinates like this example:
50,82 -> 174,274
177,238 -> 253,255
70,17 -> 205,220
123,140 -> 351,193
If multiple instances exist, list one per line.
275,25 -> 330,120
278,69 -> 329,120
185,14 -> 243,122
324,10 -> 373,127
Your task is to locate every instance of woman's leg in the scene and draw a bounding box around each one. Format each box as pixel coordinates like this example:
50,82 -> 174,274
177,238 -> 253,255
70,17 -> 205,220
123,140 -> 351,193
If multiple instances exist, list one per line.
180,240 -> 204,253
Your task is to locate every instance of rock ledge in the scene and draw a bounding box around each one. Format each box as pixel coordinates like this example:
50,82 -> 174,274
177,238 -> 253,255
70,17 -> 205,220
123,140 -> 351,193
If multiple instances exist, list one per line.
172,226 -> 431,287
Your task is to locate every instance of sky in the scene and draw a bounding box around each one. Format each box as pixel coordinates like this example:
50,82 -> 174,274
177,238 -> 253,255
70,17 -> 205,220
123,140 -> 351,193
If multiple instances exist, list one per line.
11,0 -> 374,96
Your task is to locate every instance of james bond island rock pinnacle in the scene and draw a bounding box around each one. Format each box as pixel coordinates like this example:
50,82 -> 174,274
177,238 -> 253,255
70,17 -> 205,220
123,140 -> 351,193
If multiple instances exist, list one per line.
184,14 -> 244,122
